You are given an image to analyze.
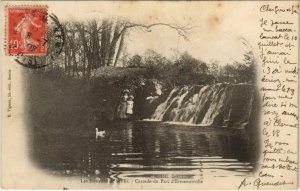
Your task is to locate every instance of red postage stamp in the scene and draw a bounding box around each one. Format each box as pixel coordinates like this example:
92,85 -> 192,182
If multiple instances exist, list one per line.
7,6 -> 47,55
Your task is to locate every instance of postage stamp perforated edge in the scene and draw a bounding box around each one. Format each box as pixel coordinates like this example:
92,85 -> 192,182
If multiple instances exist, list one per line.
4,4 -> 48,56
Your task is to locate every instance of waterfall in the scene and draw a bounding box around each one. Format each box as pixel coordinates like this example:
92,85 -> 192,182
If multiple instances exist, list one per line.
151,88 -> 179,121
150,84 -> 255,127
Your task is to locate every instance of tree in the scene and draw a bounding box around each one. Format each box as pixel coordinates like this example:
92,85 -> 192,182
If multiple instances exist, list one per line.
127,54 -> 144,67
114,31 -> 126,66
241,51 -> 255,82
174,52 -> 207,74
50,17 -> 192,78
219,51 -> 255,83
208,62 -> 219,76
142,50 -> 173,80
199,62 -> 208,74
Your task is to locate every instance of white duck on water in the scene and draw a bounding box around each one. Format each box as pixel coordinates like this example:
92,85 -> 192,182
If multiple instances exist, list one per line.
95,128 -> 106,138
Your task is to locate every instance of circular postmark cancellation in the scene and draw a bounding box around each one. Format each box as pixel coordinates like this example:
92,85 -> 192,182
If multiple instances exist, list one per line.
6,5 -> 64,69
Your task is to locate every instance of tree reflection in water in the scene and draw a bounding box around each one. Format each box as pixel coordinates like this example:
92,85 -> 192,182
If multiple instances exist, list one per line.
31,121 -> 257,182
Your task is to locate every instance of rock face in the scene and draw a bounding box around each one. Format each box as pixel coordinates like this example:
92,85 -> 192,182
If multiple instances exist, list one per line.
147,84 -> 258,128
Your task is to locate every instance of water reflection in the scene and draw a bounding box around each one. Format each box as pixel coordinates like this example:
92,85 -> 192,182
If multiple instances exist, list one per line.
32,121 -> 256,182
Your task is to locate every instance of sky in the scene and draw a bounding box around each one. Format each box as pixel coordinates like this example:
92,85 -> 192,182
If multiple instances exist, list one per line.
125,24 -> 252,64
50,1 -> 257,65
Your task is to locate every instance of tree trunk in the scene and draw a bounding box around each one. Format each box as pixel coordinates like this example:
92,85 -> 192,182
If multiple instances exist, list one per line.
82,50 -> 86,77
62,24 -> 68,74
91,21 -> 101,68
100,19 -> 112,67
77,24 -> 92,77
114,31 -> 125,66
99,20 -> 107,67
108,20 -> 121,66
64,50 -> 68,73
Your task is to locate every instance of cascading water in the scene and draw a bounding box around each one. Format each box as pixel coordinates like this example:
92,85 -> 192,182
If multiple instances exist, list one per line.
151,88 -> 179,121
150,84 -> 254,128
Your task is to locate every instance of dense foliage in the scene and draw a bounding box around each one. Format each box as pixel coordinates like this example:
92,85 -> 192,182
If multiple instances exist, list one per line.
41,17 -> 255,86
121,50 -> 255,88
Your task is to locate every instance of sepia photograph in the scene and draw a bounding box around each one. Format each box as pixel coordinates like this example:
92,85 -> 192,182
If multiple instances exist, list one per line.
1,1 -> 298,189
25,3 -> 260,184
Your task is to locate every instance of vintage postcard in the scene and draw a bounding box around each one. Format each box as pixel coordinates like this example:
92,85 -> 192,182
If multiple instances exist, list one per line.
0,1 -> 298,190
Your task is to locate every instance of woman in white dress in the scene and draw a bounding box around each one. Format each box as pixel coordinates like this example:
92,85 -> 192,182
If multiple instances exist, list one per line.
126,95 -> 134,118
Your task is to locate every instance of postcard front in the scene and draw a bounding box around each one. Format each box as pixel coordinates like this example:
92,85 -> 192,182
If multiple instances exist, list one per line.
1,1 -> 298,189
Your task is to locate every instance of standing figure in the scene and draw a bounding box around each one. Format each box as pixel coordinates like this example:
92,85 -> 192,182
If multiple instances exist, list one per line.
117,90 -> 129,119
134,80 -> 146,119
15,12 -> 41,51
126,95 -> 134,118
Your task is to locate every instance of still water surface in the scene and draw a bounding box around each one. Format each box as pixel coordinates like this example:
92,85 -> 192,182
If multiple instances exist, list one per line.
32,121 -> 256,183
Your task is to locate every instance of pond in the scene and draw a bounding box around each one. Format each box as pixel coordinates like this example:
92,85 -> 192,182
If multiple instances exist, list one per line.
32,121 -> 257,183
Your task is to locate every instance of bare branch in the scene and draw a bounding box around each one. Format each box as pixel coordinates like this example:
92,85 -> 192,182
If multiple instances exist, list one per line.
123,22 -> 191,39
